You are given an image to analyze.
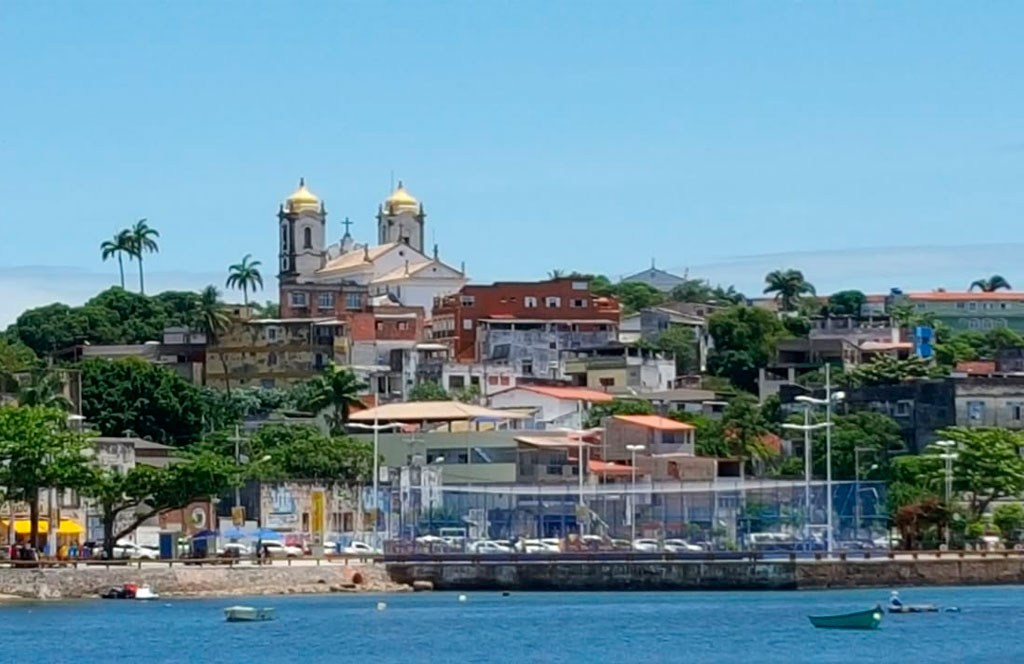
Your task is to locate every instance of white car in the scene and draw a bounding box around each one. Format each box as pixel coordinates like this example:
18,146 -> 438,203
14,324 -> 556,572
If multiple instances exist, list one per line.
114,541 -> 158,559
523,539 -> 560,553
218,542 -> 251,557
342,541 -> 379,555
632,538 -> 660,552
663,539 -> 703,553
260,540 -> 303,558
470,540 -> 513,554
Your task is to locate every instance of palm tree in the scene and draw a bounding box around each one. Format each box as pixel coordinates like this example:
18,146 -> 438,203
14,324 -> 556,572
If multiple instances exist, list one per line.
969,275 -> 1012,292
100,230 -> 134,289
303,362 -> 368,434
548,269 -> 564,279
193,285 -> 231,391
16,371 -> 72,411
225,254 -> 264,305
128,219 -> 160,294
763,269 -> 815,311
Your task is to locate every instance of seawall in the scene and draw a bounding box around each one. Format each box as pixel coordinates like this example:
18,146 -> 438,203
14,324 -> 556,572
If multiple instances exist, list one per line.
387,556 -> 1024,591
0,563 -> 398,600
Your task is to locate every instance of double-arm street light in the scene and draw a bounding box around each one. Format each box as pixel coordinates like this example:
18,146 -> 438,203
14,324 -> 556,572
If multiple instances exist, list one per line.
625,444 -> 645,543
781,412 -> 831,538
792,364 -> 845,556
934,440 -> 958,549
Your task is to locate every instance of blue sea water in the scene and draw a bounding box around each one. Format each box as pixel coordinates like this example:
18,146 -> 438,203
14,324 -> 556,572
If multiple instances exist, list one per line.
3,586 -> 1021,663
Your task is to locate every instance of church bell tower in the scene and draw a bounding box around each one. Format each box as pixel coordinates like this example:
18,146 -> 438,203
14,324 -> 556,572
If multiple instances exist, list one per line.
377,181 -> 425,252
278,178 -> 327,283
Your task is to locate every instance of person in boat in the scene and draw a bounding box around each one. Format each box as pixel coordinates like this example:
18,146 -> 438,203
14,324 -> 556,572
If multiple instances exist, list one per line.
889,591 -> 903,609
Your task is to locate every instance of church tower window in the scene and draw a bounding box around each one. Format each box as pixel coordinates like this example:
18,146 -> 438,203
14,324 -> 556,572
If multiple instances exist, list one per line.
303,227 -> 312,249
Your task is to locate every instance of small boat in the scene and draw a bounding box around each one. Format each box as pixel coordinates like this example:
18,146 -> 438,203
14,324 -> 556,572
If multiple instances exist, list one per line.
887,590 -> 936,613
133,584 -> 159,600
224,606 -> 276,622
808,605 -> 883,630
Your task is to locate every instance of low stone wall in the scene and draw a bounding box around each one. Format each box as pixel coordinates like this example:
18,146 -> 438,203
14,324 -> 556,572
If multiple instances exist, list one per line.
0,563 -> 397,600
388,557 -> 1024,592
797,557 -> 1024,589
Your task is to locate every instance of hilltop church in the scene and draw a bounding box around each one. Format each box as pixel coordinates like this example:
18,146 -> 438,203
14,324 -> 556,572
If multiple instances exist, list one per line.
277,179 -> 467,318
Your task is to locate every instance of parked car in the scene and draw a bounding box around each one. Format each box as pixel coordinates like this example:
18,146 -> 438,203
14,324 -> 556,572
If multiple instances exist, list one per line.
523,539 -> 560,553
470,540 -> 513,554
260,541 -> 303,558
217,542 -> 251,557
113,541 -> 158,559
632,538 -> 660,552
342,541 -> 379,555
663,539 -> 703,553
610,539 -> 633,551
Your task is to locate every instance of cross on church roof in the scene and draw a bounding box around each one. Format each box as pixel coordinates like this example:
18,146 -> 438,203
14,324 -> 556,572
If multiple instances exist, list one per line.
342,217 -> 353,236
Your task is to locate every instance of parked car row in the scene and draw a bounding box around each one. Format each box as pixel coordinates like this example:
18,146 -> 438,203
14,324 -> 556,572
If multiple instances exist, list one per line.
422,536 -> 707,555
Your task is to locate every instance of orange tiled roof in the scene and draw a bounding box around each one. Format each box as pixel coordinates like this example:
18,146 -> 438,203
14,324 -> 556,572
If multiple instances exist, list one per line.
589,459 -> 644,476
906,291 -> 1024,301
613,415 -> 695,431
514,385 -> 616,403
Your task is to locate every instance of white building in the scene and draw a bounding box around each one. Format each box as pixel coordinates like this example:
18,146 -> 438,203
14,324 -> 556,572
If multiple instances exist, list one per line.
488,384 -> 615,430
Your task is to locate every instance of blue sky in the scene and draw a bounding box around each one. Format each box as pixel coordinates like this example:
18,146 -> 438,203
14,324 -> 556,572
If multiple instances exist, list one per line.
1,2 -> 1023,323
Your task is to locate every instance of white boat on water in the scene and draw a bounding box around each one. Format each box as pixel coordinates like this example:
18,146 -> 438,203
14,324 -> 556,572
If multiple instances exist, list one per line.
134,584 -> 159,600
224,606 -> 276,622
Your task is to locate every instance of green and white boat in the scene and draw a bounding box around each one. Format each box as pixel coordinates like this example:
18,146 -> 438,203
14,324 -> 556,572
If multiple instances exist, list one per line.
808,605 -> 883,630
224,606 -> 276,622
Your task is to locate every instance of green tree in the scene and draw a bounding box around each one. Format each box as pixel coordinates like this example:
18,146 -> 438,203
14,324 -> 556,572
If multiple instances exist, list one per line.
993,503 -> 1024,544
803,411 -> 905,480
670,279 -> 714,303
84,287 -> 170,344
100,230 -> 134,289
127,219 -> 160,294
152,290 -> 203,327
763,269 -> 815,312
0,336 -> 39,392
611,282 -> 665,314
931,427 -> 1024,521
670,411 -> 729,457
969,275 -> 1012,292
584,398 -> 654,428
408,381 -> 451,401
720,396 -> 776,478
225,254 -> 264,305
80,358 -> 207,444
706,305 -> 784,392
193,285 -> 232,391
15,371 -> 71,411
851,355 -> 942,386
0,405 -> 94,550
249,424 -> 374,482
651,325 -> 698,373
826,290 -> 866,317
300,363 -> 368,434
82,449 -> 235,559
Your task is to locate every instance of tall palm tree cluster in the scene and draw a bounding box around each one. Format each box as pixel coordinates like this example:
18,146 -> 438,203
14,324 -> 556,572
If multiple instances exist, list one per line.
99,219 -> 160,293
225,254 -> 264,305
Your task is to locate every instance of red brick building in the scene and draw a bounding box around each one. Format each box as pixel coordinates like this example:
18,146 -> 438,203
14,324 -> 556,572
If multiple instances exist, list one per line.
431,278 -> 620,376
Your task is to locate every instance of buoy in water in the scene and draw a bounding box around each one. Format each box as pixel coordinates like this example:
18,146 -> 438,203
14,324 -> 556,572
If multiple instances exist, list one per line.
458,594 -> 467,603
376,601 -> 387,611
502,591 -> 510,597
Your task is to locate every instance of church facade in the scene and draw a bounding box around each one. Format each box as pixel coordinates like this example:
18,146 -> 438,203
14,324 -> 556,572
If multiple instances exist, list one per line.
277,179 -> 466,319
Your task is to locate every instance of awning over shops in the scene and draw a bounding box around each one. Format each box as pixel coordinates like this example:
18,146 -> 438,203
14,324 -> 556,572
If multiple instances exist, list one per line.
1,519 -> 83,535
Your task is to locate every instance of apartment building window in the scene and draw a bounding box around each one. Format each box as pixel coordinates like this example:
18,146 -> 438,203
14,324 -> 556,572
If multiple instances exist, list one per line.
376,321 -> 384,332
956,302 -> 965,309
521,359 -> 534,375
969,318 -> 981,329
397,321 -> 409,331
318,293 -> 334,310
916,302 -> 926,310
266,327 -> 278,341
570,298 -> 588,308
343,512 -> 354,532
983,302 -> 993,310
968,301 -> 978,311
267,352 -> 278,366
967,400 -> 986,423
1001,302 -> 1011,310
982,318 -> 994,330
345,293 -> 361,310
1010,402 -> 1024,422
524,296 -> 538,308
998,318 -> 1008,328
894,400 -> 912,417
449,376 -> 466,390
290,291 -> 308,307
461,295 -> 475,306
545,296 -> 561,308
463,318 -> 474,330
599,377 -> 615,387
572,281 -> 588,290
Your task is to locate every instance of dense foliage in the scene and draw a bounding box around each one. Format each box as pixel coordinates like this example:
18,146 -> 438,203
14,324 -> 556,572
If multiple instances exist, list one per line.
706,305 -> 785,392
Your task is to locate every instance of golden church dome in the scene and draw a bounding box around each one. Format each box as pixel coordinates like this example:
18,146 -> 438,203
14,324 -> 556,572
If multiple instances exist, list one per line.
286,178 -> 320,212
385,181 -> 419,213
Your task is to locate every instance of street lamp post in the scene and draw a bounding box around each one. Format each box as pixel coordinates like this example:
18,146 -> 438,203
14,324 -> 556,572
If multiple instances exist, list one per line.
853,447 -> 877,538
626,444 -> 645,543
781,415 -> 831,540
794,366 -> 845,557
346,419 -> 404,546
935,440 -> 957,549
